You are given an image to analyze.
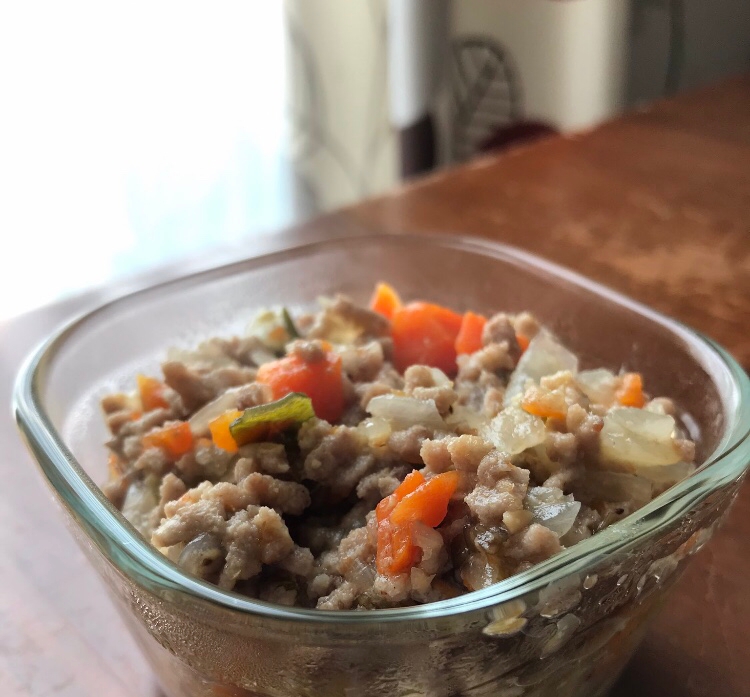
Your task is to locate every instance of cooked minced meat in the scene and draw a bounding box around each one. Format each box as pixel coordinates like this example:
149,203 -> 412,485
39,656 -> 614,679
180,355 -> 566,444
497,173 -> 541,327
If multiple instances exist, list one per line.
103,284 -> 697,610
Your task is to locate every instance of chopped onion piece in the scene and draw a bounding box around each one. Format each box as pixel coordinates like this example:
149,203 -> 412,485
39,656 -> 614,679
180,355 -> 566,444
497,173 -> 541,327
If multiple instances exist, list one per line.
160,543 -> 186,563
348,560 -> 376,590
122,480 -> 158,537
505,330 -> 579,405
576,369 -> 618,407
357,417 -> 392,447
177,533 -> 223,578
246,309 -> 292,352
582,471 -> 653,505
367,395 -> 445,431
188,387 -> 243,436
411,522 -> 444,575
525,487 -> 581,537
249,347 -> 278,366
167,342 -> 236,370
308,302 -> 364,344
644,399 -> 670,416
480,405 -> 546,456
600,407 -> 682,467
634,461 -> 695,485
445,405 -> 486,432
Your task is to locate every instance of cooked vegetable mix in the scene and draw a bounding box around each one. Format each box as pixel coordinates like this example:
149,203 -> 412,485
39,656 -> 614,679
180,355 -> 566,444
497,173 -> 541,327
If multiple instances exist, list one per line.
102,285 -> 697,609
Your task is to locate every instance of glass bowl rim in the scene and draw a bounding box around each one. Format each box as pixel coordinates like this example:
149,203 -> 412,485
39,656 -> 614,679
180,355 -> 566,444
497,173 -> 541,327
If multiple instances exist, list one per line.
13,232 -> 750,625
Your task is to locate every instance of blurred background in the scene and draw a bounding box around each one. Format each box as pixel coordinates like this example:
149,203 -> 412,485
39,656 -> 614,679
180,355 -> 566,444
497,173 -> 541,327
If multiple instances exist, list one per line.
1,0 -> 748,321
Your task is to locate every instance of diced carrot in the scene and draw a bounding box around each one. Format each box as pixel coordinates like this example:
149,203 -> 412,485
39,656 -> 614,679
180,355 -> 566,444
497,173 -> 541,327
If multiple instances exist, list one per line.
129,410 -> 142,421
137,374 -> 169,411
390,471 -> 460,528
388,525 -> 420,574
209,409 -> 242,453
391,302 -> 464,375
516,334 -> 530,354
521,384 -> 568,420
521,394 -> 566,421
617,372 -> 645,408
376,470 -> 425,523
256,350 -> 344,423
394,470 -> 426,499
376,520 -> 420,575
376,470 -> 460,576
370,282 -> 402,319
455,311 -> 487,356
521,402 -> 566,421
142,421 -> 193,460
376,496 -> 397,524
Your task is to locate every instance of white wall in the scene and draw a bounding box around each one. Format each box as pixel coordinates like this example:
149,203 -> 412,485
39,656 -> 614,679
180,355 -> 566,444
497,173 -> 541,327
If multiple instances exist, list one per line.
450,0 -> 631,132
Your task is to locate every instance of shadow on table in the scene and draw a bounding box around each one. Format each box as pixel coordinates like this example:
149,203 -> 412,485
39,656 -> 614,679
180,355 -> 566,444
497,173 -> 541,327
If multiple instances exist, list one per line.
611,639 -> 736,697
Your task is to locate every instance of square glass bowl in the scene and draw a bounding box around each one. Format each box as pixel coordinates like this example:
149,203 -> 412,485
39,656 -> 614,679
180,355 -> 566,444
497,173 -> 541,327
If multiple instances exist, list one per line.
14,233 -> 750,697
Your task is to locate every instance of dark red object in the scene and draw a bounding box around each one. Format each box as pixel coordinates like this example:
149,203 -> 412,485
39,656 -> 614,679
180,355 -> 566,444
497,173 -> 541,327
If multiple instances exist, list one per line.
479,121 -> 558,153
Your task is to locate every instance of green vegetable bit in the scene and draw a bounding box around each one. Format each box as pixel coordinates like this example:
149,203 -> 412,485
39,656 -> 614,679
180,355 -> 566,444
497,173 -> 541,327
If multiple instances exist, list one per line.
282,307 -> 300,340
229,392 -> 314,445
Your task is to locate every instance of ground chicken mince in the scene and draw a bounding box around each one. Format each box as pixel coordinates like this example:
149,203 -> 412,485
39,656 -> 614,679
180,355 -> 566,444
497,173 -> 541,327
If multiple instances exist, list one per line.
102,283 -> 696,610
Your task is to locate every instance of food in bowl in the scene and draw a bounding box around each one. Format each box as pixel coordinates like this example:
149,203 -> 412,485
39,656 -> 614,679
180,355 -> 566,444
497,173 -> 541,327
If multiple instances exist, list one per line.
18,231 -> 749,697
102,283 -> 696,610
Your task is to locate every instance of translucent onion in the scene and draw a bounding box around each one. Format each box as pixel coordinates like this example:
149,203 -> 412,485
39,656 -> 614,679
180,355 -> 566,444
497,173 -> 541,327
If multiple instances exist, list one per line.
505,330 -> 579,405
122,480 -> 159,537
248,347 -> 278,366
411,522 -> 444,575
310,307 -> 363,345
445,404 -> 487,432
525,486 -> 581,537
634,460 -> 695,485
348,560 -> 376,590
160,542 -> 186,563
356,416 -> 392,447
337,341 -> 384,382
480,406 -> 546,456
246,309 -> 292,352
461,551 -> 505,592
582,470 -> 653,505
576,368 -> 618,407
367,395 -> 445,431
166,342 -> 236,370
600,407 -> 682,467
177,532 -> 224,579
188,387 -> 243,436
410,566 -> 435,594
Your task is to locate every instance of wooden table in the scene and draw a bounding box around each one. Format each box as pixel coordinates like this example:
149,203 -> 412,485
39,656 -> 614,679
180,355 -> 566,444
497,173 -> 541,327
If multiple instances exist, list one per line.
1,76 -> 748,697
